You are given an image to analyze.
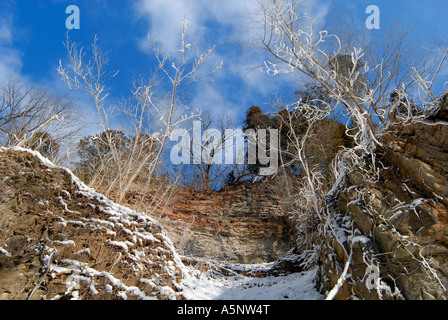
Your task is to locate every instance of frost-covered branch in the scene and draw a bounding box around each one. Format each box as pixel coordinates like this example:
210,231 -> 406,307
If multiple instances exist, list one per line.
59,19 -> 221,203
256,0 -> 448,299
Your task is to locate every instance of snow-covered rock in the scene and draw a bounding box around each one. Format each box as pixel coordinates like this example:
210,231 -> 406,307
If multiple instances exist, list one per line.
0,147 -> 185,300
314,101 -> 448,300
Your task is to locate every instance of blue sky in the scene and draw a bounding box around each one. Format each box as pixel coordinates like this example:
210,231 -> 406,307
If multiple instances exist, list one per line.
1,0 -> 448,136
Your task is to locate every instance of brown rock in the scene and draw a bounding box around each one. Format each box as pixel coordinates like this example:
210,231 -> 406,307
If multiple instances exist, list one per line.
0,148 -> 184,300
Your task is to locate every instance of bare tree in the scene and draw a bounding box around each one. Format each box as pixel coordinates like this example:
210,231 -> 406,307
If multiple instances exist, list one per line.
58,19 -> 222,203
187,111 -> 242,190
0,78 -> 80,163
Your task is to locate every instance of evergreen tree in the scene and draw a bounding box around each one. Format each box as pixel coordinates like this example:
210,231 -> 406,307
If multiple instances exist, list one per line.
242,106 -> 272,176
76,130 -> 129,184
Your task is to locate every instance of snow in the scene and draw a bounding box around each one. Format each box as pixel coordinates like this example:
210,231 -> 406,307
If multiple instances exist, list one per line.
0,247 -> 12,258
75,248 -> 91,255
107,240 -> 134,251
52,240 -> 76,247
179,264 -> 323,300
351,235 -> 371,244
58,197 -> 80,215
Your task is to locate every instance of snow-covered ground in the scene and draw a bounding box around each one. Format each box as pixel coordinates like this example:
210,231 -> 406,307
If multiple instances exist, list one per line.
180,264 -> 324,300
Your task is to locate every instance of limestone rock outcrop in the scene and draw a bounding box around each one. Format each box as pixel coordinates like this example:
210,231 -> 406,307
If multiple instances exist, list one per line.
0,148 -> 184,300
157,181 -> 296,264
316,96 -> 448,300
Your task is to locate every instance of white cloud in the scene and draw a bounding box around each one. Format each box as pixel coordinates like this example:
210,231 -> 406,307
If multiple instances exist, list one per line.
134,0 -> 331,121
0,18 -> 24,84
0,20 -> 12,43
136,0 -> 206,54
191,81 -> 239,120
135,0 -> 258,55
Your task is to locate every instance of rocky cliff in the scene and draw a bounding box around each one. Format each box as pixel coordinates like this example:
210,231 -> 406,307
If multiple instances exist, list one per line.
0,148 -> 184,300
315,96 -> 448,300
156,181 -> 296,264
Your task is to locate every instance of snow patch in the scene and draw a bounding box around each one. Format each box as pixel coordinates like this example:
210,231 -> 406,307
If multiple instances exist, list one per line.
179,264 -> 323,300
0,247 -> 12,257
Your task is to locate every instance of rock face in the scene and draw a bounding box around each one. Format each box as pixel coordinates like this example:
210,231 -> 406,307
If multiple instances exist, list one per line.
157,181 -> 296,264
0,148 -> 184,300
316,100 -> 448,300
